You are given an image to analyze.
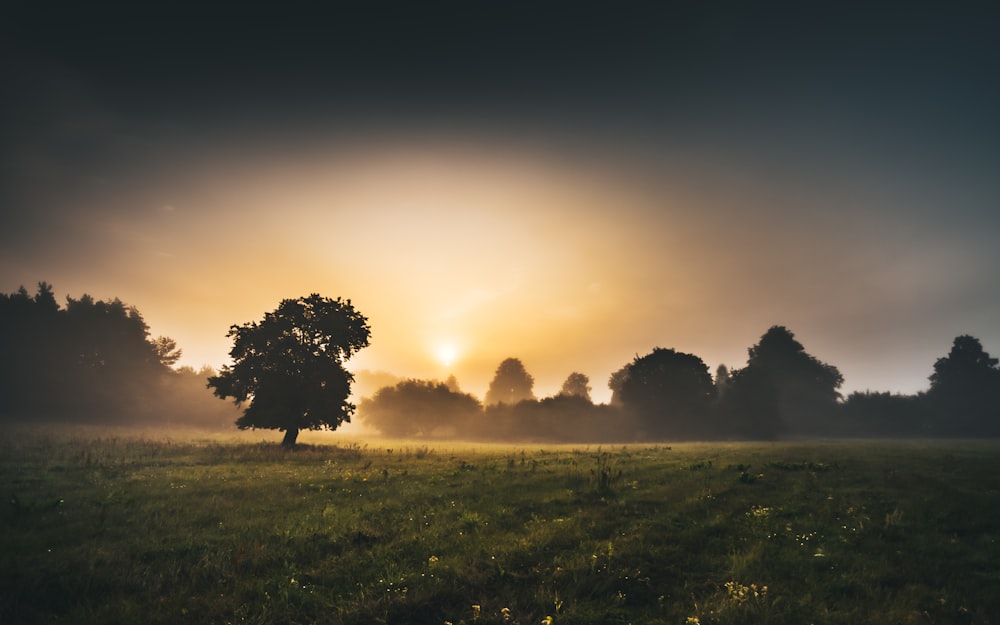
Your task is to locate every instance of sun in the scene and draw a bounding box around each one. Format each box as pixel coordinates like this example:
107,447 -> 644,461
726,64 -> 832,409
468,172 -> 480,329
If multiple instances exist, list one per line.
436,343 -> 458,367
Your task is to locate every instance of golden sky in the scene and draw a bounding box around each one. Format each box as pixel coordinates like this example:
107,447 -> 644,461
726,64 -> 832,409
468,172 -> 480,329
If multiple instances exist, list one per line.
6,135 -> 993,404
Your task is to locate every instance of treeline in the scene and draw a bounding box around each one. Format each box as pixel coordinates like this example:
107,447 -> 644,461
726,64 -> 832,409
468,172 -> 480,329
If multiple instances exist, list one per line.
360,327 -> 1000,441
0,283 -> 238,428
3,282 -> 998,440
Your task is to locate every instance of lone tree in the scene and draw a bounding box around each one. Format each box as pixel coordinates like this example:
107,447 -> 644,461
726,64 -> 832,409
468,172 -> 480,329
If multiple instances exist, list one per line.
208,294 -> 370,446
484,357 -> 536,405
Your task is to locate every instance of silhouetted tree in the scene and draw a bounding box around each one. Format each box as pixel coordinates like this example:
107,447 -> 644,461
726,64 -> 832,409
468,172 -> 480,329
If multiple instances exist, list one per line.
608,364 -> 630,407
484,357 -> 535,405
559,372 -> 592,401
617,348 -> 716,439
723,326 -> 843,438
360,379 -> 482,437
714,364 -> 731,398
926,335 -> 1000,436
1,282 -> 180,422
840,391 -> 926,437
480,395 -> 627,442
208,294 -> 370,446
150,336 -> 183,368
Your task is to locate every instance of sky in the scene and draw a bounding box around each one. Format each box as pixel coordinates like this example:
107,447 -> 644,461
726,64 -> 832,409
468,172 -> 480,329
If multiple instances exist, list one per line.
2,2 -> 999,405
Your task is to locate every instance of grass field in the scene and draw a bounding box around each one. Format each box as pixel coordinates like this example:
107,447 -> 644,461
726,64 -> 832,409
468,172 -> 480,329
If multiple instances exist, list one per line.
2,428 -> 999,624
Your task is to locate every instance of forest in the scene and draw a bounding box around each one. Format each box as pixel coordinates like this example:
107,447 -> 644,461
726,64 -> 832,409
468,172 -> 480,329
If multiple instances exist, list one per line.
2,282 -> 998,441
0,282 -> 239,429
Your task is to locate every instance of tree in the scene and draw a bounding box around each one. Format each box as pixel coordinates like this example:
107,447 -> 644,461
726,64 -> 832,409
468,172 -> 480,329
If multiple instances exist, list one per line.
558,372 -> 592,401
150,336 -> 183,368
208,294 -> 370,446
926,335 -> 1000,435
724,326 -> 843,438
714,364 -> 731,398
484,357 -> 535,405
840,391 -> 926,437
617,348 -> 716,439
359,379 -> 482,437
608,364 -> 630,407
1,282 -> 181,422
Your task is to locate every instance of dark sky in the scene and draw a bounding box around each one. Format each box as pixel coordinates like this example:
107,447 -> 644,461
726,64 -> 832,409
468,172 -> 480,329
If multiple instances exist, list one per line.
2,1 -> 999,402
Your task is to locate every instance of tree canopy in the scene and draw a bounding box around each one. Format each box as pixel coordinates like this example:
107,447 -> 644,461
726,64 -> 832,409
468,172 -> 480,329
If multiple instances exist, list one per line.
208,294 -> 370,446
558,372 -> 592,401
617,347 -> 716,438
484,357 -> 536,405
926,335 -> 1000,435
724,326 -> 843,438
1,282 -> 182,421
359,379 -> 481,437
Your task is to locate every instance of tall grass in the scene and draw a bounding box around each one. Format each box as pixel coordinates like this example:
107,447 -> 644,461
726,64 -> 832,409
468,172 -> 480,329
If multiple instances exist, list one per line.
2,428 -> 999,624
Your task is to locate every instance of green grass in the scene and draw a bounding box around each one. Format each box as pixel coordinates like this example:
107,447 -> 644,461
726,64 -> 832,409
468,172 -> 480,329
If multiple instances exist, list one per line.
2,429 -> 999,624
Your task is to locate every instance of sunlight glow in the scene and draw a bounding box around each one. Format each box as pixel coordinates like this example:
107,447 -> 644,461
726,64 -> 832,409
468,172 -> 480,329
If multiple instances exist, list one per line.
436,343 -> 458,367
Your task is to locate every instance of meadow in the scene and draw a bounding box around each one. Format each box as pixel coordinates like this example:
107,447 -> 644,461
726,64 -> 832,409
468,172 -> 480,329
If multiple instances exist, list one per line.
2,428 -> 999,625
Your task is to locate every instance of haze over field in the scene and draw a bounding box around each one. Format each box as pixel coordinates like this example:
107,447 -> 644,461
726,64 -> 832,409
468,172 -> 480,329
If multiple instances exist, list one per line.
3,2 -> 999,405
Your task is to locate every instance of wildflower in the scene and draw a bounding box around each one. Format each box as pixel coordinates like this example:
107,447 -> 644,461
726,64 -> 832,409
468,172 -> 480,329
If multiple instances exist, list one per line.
686,618 -> 701,625
541,617 -> 554,625
501,607 -> 512,622
428,555 -> 439,565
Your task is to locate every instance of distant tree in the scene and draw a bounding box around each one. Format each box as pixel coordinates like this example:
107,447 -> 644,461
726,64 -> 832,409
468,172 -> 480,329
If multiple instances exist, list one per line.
1,282 -> 180,422
208,294 -> 370,446
617,347 -> 716,439
608,365 -> 630,407
926,335 -> 1000,436
160,365 -> 242,429
723,326 -> 843,438
559,372 -> 592,401
150,336 -> 183,368
484,357 -> 536,405
714,364 -> 731,398
444,374 -> 461,393
840,391 -> 926,437
360,379 -> 482,437
482,395 -> 624,442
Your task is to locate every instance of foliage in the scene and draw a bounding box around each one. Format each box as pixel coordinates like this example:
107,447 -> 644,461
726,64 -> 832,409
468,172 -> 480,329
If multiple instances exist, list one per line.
723,326 -> 843,438
209,294 -> 370,445
558,372 -> 592,401
839,391 -> 928,437
617,348 -> 716,439
714,364 -> 731,397
480,396 -> 628,442
359,379 -> 482,437
607,364 -> 630,407
926,335 -> 1000,435
0,282 -> 182,422
3,431 -> 1000,625
484,357 -> 536,405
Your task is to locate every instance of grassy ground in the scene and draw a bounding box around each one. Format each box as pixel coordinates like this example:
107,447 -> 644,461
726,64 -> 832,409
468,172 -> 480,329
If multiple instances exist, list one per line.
2,428 -> 999,624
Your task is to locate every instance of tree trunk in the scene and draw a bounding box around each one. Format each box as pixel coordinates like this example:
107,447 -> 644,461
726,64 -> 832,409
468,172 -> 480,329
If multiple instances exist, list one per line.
281,428 -> 299,447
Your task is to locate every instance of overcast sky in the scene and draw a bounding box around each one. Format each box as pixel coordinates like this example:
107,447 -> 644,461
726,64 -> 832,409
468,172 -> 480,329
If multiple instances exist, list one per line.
2,1 -> 999,402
